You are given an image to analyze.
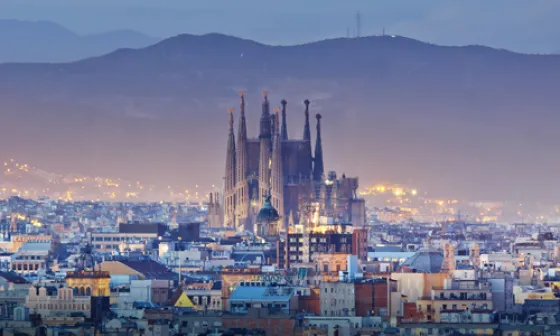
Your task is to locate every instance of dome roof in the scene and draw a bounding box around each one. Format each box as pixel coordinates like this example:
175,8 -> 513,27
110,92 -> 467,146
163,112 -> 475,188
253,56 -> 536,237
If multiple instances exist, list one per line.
401,248 -> 443,273
256,195 -> 280,223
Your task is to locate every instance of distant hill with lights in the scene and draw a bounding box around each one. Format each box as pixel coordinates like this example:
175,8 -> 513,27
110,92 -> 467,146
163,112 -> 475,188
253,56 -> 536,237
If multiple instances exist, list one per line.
0,159 -> 198,202
0,33 -> 559,203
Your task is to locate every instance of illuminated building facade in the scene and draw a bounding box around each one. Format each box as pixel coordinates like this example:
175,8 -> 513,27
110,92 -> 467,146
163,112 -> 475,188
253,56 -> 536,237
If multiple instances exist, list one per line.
277,231 -> 354,269
91,223 -> 166,252
65,245 -> 111,325
223,92 -> 365,233
26,286 -> 92,318
10,242 -> 51,275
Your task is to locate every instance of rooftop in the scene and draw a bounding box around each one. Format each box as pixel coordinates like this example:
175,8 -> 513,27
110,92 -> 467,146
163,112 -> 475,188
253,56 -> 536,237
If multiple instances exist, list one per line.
401,248 -> 443,273
121,259 -> 178,281
0,271 -> 29,284
256,195 -> 280,224
230,285 -> 295,302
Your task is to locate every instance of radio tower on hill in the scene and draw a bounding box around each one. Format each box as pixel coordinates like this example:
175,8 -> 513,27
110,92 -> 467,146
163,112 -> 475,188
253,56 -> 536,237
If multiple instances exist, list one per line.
356,11 -> 361,38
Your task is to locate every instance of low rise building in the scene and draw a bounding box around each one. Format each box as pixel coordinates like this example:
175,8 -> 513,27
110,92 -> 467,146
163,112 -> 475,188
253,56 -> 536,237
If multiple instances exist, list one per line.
25,286 -> 91,318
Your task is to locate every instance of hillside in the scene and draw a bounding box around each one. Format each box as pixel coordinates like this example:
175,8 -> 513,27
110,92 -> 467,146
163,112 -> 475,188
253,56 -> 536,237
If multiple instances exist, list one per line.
1,33 -> 560,202
0,19 -> 159,63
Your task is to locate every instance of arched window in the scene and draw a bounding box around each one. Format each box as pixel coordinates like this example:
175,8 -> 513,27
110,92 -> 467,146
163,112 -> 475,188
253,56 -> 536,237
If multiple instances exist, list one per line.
85,287 -> 91,296
79,287 -> 85,296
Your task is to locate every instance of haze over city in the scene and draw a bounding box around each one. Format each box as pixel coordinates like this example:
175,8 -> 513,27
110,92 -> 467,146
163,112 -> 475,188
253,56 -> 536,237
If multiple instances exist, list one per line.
1,0 -> 560,211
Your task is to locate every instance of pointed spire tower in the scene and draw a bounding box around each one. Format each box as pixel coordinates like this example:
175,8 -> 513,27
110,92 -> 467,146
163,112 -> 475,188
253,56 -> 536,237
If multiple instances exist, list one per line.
303,100 -> 311,142
223,107 -> 236,227
280,99 -> 288,141
270,107 -> 285,232
313,113 -> 324,182
235,92 -> 250,229
303,99 -> 313,177
258,90 -> 272,203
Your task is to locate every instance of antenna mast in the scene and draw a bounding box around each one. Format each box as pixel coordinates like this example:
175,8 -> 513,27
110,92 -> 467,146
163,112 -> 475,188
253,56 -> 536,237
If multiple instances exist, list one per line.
356,11 -> 361,38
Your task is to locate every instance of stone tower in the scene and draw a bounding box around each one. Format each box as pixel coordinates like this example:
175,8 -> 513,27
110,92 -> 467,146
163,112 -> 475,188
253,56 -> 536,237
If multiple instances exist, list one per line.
280,99 -> 288,141
270,107 -> 285,232
258,91 -> 272,201
223,107 -> 236,227
235,92 -> 250,230
441,242 -> 456,274
313,113 -> 324,182
302,99 -> 313,175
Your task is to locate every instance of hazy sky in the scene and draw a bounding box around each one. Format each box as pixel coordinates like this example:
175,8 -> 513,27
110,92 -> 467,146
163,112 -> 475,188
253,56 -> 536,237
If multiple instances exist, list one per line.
1,0 -> 560,53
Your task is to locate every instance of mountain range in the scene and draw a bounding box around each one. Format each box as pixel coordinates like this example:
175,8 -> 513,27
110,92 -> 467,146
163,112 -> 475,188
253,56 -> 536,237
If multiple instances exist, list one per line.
0,19 -> 159,63
1,33 -> 560,203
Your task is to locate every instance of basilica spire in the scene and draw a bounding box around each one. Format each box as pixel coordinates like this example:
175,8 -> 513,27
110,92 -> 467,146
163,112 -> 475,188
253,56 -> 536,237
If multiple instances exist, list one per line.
224,107 -> 236,227
313,113 -> 324,182
259,90 -> 271,139
271,107 -> 285,231
280,99 -> 288,141
258,90 -> 272,201
238,92 -> 247,141
303,99 -> 311,141
303,99 -> 313,176
228,107 -> 236,151
235,91 -> 250,229
236,91 -> 248,182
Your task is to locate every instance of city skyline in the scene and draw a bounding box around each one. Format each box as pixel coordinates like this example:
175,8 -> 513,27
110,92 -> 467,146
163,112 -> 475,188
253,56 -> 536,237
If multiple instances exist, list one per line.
1,4 -> 560,336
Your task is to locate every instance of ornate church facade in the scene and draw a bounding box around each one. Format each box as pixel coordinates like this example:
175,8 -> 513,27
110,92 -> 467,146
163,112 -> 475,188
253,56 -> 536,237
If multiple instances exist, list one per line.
223,91 -> 363,234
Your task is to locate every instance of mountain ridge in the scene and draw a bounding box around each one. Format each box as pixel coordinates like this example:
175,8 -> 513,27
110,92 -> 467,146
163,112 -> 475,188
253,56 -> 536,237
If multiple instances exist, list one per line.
1,33 -> 559,203
0,19 -> 159,63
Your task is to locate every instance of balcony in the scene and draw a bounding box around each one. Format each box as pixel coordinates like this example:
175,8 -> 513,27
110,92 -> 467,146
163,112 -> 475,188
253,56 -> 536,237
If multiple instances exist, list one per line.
420,293 -> 491,301
434,280 -> 491,291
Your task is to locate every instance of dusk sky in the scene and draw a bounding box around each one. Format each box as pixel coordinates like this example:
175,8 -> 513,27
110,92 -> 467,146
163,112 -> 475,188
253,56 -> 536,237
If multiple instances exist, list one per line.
1,0 -> 560,53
